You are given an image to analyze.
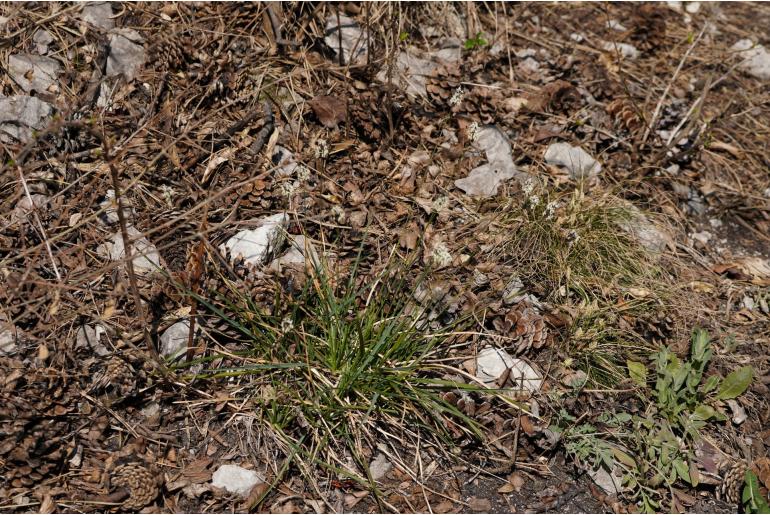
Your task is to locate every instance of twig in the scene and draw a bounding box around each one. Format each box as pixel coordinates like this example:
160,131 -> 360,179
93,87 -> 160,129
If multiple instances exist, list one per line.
98,129 -> 167,374
16,165 -> 61,282
642,26 -> 706,144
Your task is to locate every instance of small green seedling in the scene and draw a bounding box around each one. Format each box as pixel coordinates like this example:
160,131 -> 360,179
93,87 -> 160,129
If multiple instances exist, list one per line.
464,32 -> 488,50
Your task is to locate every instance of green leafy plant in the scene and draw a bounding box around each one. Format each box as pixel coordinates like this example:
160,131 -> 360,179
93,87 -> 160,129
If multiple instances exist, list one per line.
744,470 -> 770,514
558,329 -> 753,512
463,32 -> 488,50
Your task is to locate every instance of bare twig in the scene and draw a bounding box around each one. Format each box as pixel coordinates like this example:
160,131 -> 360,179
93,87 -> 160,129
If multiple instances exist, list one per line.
642,26 -> 706,144
16,165 -> 61,282
98,128 -> 166,374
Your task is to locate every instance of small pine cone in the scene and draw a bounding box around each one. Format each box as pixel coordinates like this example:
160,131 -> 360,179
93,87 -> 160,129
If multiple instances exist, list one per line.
148,31 -> 187,71
629,4 -> 667,53
493,301 -> 548,354
111,463 -> 159,510
94,356 -> 138,398
606,98 -> 644,132
541,80 -> 581,114
719,460 -> 748,504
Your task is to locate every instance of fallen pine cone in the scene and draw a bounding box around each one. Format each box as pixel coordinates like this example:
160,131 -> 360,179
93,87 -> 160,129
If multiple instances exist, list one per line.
493,301 -> 548,354
111,462 -> 159,511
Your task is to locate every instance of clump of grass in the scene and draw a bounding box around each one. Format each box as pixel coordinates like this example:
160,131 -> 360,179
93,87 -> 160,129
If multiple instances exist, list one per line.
489,185 -> 665,386
493,186 -> 657,300
188,253 -> 480,494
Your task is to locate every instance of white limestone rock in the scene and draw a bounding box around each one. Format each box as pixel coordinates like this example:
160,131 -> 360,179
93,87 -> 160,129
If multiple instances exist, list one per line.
455,126 -> 521,197
106,29 -> 145,80
268,235 -> 321,273
0,314 -> 18,356
211,464 -> 263,497
732,39 -> 770,80
544,142 -> 602,180
0,95 -> 54,143
601,41 -> 640,60
8,54 -> 61,93
475,347 -> 543,397
98,225 -> 163,275
324,15 -> 367,65
75,324 -> 110,356
160,320 -> 192,360
80,2 -> 115,29
220,214 -> 289,268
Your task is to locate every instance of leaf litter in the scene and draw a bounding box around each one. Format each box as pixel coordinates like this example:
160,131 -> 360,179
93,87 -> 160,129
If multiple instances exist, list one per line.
0,2 -> 769,513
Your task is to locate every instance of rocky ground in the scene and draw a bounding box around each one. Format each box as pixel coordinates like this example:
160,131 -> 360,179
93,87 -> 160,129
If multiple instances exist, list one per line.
1,2 -> 770,513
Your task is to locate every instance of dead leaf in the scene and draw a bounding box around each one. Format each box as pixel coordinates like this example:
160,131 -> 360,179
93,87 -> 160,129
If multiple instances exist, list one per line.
242,482 -> 270,511
308,95 -> 346,129
399,223 -> 419,250
39,494 -> 56,514
708,141 -> 743,158
508,471 -> 526,492
497,483 -> 516,494
714,257 -> 770,285
519,415 -> 537,435
468,497 -> 492,511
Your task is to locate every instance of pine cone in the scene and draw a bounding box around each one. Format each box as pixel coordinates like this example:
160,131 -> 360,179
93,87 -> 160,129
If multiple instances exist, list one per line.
93,355 -> 139,399
719,460 -> 748,504
629,4 -> 667,53
426,63 -> 463,104
606,98 -> 644,132
148,31 -> 188,71
111,463 -> 159,510
493,301 -> 548,354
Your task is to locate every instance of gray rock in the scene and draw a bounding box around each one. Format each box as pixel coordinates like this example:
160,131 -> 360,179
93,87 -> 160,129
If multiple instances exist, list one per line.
324,14 -> 367,65
601,41 -> 640,60
377,45 -> 461,99
33,29 -> 54,55
618,208 -> 673,253
589,466 -> 622,496
220,213 -> 289,268
0,314 -> 18,356
475,347 -> 543,397
268,235 -> 321,273
9,54 -> 61,93
455,126 -> 521,197
10,194 -> 49,224
272,145 -> 299,178
98,189 -> 135,225
80,2 -> 115,30
544,142 -> 601,179
98,225 -> 163,275
211,464 -> 263,497
369,453 -> 392,481
75,324 -> 110,356
160,320 -> 192,360
732,39 -> 770,80
0,95 -> 54,143
106,29 -> 145,80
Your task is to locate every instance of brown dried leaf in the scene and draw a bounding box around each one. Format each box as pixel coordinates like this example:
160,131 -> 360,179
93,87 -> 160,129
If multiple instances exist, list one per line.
308,95 -> 346,129
468,497 -> 492,511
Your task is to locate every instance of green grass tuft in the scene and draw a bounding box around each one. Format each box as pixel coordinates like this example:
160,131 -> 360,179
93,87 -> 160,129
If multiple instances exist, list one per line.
185,252 -> 482,494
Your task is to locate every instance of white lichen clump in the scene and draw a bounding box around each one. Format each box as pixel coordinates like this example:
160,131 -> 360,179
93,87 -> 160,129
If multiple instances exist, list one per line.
430,241 -> 453,268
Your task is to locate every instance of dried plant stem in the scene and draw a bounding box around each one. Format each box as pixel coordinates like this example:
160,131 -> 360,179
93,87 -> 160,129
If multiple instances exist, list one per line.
99,130 -> 166,374
642,25 -> 706,144
16,165 -> 61,282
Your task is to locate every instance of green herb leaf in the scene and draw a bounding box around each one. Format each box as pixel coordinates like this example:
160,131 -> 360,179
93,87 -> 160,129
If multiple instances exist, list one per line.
700,374 -> 720,394
627,360 -> 648,386
718,366 -> 753,400
673,458 -> 691,485
743,470 -> 770,513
